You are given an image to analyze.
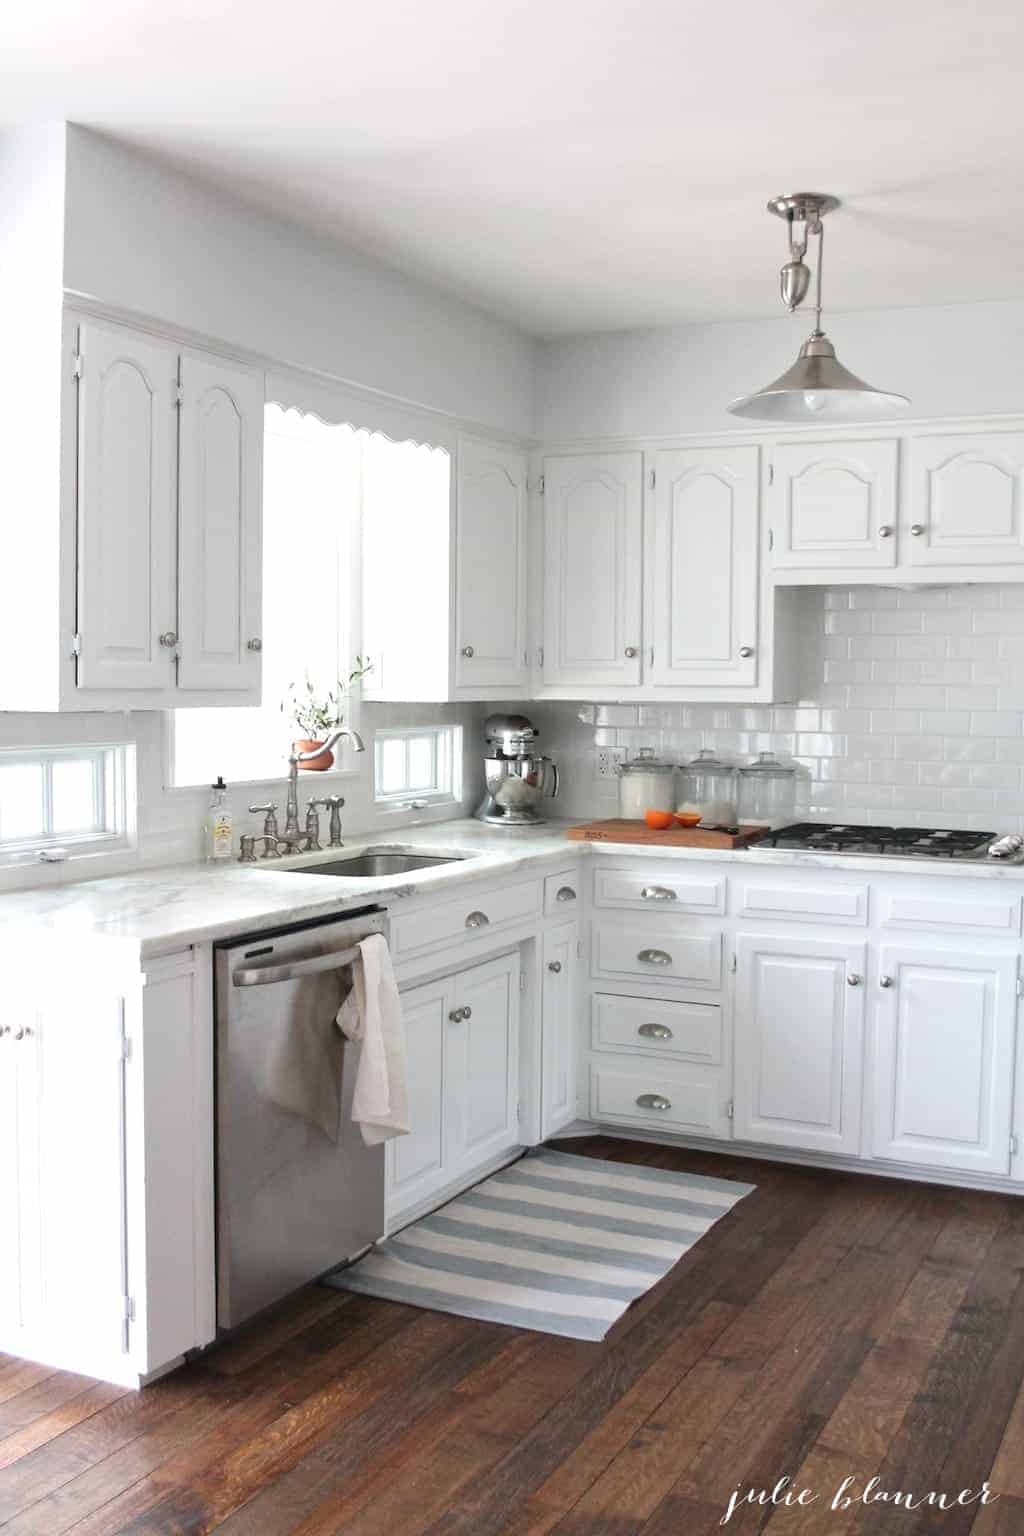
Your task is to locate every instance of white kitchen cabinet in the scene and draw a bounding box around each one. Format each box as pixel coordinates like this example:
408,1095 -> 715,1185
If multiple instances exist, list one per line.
176,351 -> 264,692
0,937 -> 214,1389
769,439 -> 899,571
389,951 -> 521,1223
906,431 -> 1024,567
733,932 -> 866,1155
647,446 -> 760,688
75,322 -> 179,692
454,438 -> 529,690
872,944 -> 1018,1176
541,922 -> 578,1138
541,452 -> 643,688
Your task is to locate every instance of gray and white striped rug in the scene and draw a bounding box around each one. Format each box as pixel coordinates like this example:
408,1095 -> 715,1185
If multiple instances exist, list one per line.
328,1149 -> 754,1341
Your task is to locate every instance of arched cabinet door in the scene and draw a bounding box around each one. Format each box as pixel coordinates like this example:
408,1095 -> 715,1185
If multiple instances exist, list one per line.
769,440 -> 898,571
541,452 -> 643,687
177,351 -> 264,695
455,438 -> 529,689
907,432 -> 1024,566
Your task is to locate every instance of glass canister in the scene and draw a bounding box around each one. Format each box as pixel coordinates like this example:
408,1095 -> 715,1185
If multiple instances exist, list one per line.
617,748 -> 677,819
678,749 -> 739,829
738,751 -> 797,829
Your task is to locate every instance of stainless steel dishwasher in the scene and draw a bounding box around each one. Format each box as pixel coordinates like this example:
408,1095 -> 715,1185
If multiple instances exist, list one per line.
214,905 -> 388,1329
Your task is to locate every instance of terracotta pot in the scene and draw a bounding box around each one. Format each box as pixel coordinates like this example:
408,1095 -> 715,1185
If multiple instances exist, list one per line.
293,739 -> 335,772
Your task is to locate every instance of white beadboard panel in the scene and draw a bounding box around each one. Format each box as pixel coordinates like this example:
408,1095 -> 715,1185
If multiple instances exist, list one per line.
525,585 -> 1024,833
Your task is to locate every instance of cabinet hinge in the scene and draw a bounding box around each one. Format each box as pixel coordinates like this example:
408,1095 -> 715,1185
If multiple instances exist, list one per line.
72,354 -> 83,380
538,474 -> 545,495
1012,1133 -> 1019,1158
519,970 -> 526,993
649,468 -> 656,490
123,1294 -> 136,1324
768,528 -> 774,552
1017,976 -> 1023,1000
175,384 -> 184,408
768,463 -> 774,485
725,1099 -> 734,1121
121,1035 -> 133,1063
729,953 -> 737,974
536,646 -> 544,669
517,1101 -> 523,1123
577,938 -> 584,960
70,632 -> 82,658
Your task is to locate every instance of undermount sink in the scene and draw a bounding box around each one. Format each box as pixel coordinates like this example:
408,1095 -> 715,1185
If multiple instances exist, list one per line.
279,848 -> 469,878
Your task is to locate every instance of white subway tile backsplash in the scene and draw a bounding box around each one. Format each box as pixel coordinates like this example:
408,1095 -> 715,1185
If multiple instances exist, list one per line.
528,586 -> 1024,833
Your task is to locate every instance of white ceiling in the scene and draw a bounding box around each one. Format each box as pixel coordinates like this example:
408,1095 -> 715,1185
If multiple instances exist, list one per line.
4,0 -> 1024,336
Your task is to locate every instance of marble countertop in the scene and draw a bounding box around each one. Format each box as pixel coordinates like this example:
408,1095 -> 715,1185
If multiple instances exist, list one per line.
0,821 -> 581,957
4,818 -> 1023,959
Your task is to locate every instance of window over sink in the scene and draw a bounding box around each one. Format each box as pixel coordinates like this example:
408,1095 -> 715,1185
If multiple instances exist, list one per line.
374,726 -> 461,807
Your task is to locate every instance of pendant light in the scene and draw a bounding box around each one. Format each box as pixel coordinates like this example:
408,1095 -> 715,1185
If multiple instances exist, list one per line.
727,193 -> 909,423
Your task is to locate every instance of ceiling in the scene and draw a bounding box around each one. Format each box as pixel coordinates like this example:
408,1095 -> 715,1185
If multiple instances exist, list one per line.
4,0 -> 1024,336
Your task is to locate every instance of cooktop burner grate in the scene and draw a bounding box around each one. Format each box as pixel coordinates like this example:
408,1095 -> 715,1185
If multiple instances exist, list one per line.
764,823 -> 998,858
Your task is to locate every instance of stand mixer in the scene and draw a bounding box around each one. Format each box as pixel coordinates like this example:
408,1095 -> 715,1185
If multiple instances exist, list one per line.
474,713 -> 559,826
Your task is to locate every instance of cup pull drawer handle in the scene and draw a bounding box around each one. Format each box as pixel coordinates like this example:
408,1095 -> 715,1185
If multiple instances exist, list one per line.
640,886 -> 677,902
465,911 -> 490,929
556,886 -> 577,902
638,948 -> 672,966
636,1093 -> 672,1112
638,1023 -> 674,1040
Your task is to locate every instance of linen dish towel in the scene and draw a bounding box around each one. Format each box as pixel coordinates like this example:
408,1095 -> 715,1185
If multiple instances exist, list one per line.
265,967 -> 346,1142
336,932 -> 410,1145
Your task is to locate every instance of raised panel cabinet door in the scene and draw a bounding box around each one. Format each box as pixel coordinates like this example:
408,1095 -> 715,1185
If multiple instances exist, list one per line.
455,438 -> 529,689
76,322 -> 178,692
872,945 -> 1017,1175
387,979 -> 449,1219
734,933 -> 866,1155
648,446 -> 759,687
177,351 -> 264,694
446,951 -> 521,1180
541,923 -> 578,1139
769,439 -> 898,570
907,432 -> 1024,566
542,453 -> 643,687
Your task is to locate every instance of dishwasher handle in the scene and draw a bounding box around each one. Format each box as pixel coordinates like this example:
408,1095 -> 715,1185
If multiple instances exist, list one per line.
232,943 -> 361,987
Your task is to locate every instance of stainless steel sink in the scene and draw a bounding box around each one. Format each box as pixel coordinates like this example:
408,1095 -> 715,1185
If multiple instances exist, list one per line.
278,848 -> 468,878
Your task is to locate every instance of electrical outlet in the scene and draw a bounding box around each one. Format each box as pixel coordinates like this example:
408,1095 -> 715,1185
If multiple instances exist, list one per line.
595,747 -> 625,780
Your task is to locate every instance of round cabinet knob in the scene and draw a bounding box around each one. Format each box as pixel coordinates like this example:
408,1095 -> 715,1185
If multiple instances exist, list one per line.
738,645 -> 755,659
847,973 -> 862,987
159,631 -> 178,648
624,646 -> 639,659
462,1005 -> 472,1021
465,910 -> 490,930
878,524 -> 894,538
461,645 -> 475,658
547,960 -> 562,974
448,1008 -> 464,1023
635,1093 -> 672,1112
880,975 -> 895,989
556,886 -> 576,902
247,637 -> 263,652
910,524 -> 926,537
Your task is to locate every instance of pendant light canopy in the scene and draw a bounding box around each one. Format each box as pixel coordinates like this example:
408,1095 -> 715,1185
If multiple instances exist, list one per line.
727,193 -> 909,423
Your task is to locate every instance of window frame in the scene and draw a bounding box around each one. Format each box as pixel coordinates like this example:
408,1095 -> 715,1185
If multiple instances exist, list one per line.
374,725 -> 461,807
0,744 -> 134,865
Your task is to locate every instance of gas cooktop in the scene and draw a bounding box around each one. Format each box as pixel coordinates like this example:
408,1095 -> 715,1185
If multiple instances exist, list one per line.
759,823 -> 1024,863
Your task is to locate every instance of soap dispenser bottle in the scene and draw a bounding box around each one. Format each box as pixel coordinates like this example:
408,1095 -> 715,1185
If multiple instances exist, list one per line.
205,776 -> 234,863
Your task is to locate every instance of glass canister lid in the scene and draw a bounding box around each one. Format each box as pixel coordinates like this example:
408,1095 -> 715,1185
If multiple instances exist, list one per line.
619,747 -> 676,776
684,748 -> 735,773
739,751 -> 795,777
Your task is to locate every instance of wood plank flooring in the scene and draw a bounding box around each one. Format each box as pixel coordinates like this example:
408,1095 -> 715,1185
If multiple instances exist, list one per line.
2,1137 -> 1023,1535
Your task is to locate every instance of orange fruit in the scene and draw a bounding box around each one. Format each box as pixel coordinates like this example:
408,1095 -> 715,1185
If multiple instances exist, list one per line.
645,809 -> 674,830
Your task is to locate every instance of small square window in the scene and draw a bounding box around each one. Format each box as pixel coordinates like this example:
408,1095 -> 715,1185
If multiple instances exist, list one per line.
374,727 -> 460,806
0,746 -> 134,864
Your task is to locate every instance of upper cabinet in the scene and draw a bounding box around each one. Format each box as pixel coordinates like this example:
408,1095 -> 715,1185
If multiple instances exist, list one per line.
647,446 -> 759,689
905,431 -> 1024,567
454,438 -> 529,690
769,439 -> 899,571
542,452 -> 643,689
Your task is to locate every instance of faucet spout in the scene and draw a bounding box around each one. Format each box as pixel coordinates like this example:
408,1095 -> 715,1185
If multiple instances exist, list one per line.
283,727 -> 365,839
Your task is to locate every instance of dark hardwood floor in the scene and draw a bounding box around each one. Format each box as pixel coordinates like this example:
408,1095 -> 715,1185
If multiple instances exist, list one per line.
2,1137 -> 1023,1535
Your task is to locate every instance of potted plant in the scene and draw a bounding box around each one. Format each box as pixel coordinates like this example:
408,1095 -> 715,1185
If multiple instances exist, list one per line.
282,660 -> 372,771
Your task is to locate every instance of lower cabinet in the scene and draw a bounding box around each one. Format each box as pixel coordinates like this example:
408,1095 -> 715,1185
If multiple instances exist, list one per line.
872,944 -> 1019,1176
388,950 -> 521,1223
541,923 -> 578,1138
733,932 -> 866,1156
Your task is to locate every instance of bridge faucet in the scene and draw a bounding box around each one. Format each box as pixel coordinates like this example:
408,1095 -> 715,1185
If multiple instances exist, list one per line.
283,728 -> 365,842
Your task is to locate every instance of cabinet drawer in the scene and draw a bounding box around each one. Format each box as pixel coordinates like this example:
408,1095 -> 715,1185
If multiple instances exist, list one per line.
390,880 -> 541,957
592,920 -> 722,989
589,1058 -> 728,1138
879,888 -> 1022,935
592,994 -> 722,1065
594,867 -> 726,915
544,869 -> 581,916
736,880 -> 868,925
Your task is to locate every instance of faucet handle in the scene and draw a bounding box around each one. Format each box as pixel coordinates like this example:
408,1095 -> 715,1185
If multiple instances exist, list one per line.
322,795 -> 345,808
248,802 -> 279,837
248,801 -> 278,814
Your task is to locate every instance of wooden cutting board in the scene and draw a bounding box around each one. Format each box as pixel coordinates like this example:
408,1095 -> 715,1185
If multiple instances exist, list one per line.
565,819 -> 770,850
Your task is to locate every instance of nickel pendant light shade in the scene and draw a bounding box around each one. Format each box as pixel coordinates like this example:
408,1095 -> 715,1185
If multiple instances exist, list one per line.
727,193 -> 909,424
